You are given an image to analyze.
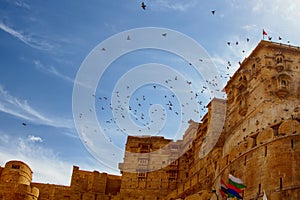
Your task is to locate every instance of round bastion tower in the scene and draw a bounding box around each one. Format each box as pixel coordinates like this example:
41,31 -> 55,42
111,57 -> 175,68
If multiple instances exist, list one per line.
0,160 -> 39,200
0,160 -> 32,185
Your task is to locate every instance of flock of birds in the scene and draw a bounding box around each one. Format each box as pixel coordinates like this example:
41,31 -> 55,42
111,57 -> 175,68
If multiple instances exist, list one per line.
88,4 -> 291,146
139,2 -> 288,45
21,2 -> 291,151
96,82 -> 209,133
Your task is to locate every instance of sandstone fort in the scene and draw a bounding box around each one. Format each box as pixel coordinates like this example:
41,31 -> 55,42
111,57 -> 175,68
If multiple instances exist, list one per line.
1,40 -> 300,199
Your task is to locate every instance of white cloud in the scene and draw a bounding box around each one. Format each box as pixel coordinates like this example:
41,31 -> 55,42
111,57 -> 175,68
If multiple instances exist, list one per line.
241,24 -> 258,32
0,133 -> 118,185
33,60 -> 74,84
0,134 -> 72,185
251,0 -> 264,13
0,22 -> 54,51
0,85 -> 74,129
27,135 -> 43,143
149,0 -> 197,11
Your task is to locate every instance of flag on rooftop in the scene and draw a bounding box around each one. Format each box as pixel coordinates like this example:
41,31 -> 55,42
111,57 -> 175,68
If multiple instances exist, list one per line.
219,178 -> 228,199
263,29 -> 268,36
262,29 -> 268,40
227,174 -> 246,199
228,189 -> 243,199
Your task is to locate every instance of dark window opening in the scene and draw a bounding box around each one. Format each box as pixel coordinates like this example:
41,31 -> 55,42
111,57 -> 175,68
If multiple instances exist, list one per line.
276,56 -> 283,64
12,164 -> 20,169
281,79 -> 287,88
271,124 -> 281,136
264,146 -> 267,156
280,177 -> 283,190
138,172 -> 147,179
251,136 -> 257,148
226,155 -> 229,165
291,139 -> 294,149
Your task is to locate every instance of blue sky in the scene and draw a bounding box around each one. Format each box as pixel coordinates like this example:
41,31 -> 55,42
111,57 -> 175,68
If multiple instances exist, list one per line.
1,0 -> 300,185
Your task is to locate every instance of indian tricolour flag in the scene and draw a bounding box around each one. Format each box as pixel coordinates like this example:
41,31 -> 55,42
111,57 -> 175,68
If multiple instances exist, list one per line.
227,174 -> 246,199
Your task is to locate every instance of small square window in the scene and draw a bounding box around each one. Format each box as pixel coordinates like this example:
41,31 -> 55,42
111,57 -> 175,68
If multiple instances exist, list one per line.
12,164 -> 20,169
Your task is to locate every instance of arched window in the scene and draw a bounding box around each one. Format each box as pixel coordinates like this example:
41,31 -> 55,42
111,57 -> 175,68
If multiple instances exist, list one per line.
275,54 -> 285,72
275,74 -> 291,98
238,95 -> 248,116
276,57 -> 282,64
276,55 -> 283,64
281,79 -> 287,88
278,74 -> 290,90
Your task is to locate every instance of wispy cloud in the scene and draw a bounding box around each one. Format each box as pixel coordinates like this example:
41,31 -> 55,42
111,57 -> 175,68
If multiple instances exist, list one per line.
0,85 -> 74,129
0,133 -> 117,185
33,60 -> 74,84
14,0 -> 30,9
0,22 -> 54,51
3,0 -> 31,9
149,0 -> 198,11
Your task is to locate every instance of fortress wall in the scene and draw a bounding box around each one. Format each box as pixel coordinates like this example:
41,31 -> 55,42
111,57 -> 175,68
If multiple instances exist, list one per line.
219,133 -> 300,200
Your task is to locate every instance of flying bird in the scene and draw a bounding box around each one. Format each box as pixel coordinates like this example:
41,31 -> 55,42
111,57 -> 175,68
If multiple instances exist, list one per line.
162,33 -> 167,37
278,36 -> 282,40
22,123 -> 27,126
211,10 -> 216,15
141,2 -> 146,10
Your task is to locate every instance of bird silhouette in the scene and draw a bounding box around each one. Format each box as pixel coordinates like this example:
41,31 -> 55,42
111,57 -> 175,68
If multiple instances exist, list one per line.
211,10 -> 216,15
141,2 -> 146,10
162,33 -> 167,37
22,123 -> 27,126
